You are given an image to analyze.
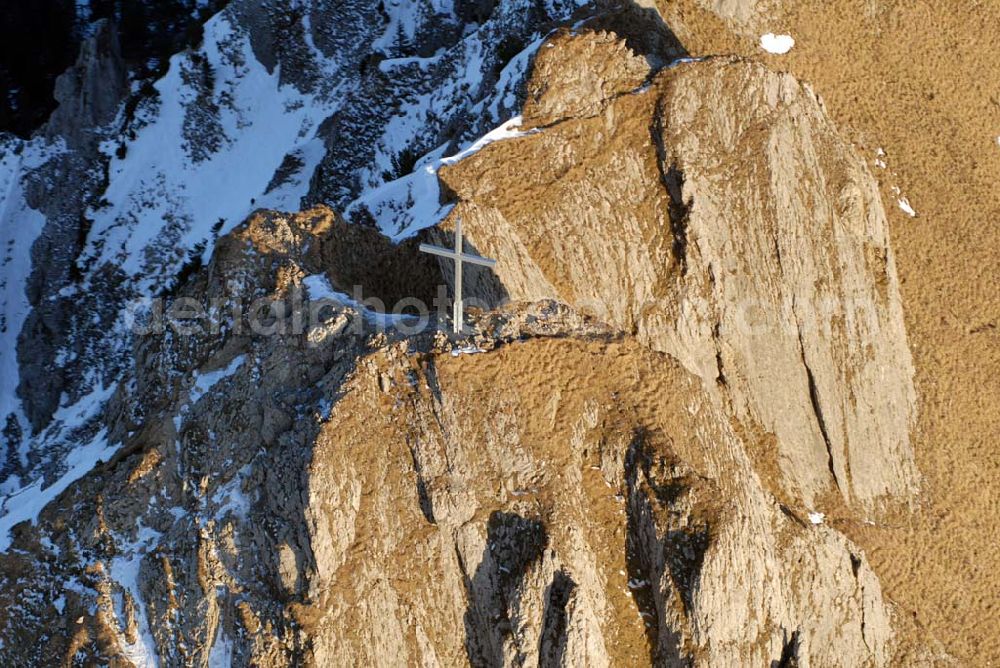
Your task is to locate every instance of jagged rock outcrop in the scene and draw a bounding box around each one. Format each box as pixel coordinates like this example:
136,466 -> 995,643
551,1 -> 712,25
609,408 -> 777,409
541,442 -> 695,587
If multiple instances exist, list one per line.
438,34 -> 918,512
14,20 -> 130,439
1,0 -> 589,489
520,29 -> 651,125
44,19 -> 128,147
0,6 -> 924,668
0,207 -> 894,666
304,323 -> 893,666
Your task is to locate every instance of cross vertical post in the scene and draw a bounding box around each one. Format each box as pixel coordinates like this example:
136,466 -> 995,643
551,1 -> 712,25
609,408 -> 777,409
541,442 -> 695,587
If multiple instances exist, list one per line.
453,218 -> 463,333
418,218 -> 497,335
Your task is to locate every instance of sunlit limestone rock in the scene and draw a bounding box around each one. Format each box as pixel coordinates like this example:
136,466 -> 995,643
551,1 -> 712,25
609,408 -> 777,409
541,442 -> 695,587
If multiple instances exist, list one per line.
0,206 -> 894,666
692,0 -> 773,32
0,8 -> 919,668
304,330 -> 894,666
439,35 -> 918,513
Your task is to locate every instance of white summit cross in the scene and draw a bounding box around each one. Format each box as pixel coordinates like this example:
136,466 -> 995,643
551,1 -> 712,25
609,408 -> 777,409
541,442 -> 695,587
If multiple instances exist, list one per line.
419,218 -> 496,334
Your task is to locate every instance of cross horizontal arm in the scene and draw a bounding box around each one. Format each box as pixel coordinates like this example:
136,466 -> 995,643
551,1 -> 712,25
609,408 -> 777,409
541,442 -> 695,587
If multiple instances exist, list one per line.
417,243 -> 454,259
418,243 -> 497,268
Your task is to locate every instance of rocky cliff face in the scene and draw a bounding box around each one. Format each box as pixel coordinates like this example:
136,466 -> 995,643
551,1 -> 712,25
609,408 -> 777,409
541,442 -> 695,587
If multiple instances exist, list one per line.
0,0 -> 588,505
0,207 -> 894,666
0,2 -> 923,666
439,33 -> 917,512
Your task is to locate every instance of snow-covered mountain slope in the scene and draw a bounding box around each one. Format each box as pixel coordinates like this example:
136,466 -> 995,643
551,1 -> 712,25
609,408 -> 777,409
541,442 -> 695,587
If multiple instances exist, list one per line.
82,0 -> 585,288
0,137 -> 58,488
0,0 -> 586,503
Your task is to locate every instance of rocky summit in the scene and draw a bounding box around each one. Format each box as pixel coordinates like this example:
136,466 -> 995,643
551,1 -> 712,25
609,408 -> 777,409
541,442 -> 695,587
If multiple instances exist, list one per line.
1,0 -> 998,666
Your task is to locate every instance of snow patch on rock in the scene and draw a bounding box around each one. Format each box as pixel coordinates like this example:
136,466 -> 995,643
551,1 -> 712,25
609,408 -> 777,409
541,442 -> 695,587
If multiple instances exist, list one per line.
898,197 -> 917,217
109,526 -> 162,667
190,355 -> 246,405
303,274 -> 418,328
346,116 -> 536,240
0,425 -> 116,550
760,33 -> 795,54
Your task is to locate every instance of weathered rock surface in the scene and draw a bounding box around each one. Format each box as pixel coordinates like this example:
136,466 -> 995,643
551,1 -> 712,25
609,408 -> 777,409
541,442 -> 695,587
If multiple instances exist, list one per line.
44,19 -> 128,147
2,0 -> 587,473
439,36 -> 918,512
12,20 -> 130,439
0,10 -> 924,668
521,29 -> 651,126
0,207 -> 894,666
304,328 -> 893,666
693,0 -> 767,29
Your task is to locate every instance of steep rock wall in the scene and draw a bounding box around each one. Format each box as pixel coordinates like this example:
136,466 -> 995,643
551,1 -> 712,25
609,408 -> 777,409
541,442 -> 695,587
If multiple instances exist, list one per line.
438,34 -> 918,512
0,209 -> 895,666
0,10 -> 925,667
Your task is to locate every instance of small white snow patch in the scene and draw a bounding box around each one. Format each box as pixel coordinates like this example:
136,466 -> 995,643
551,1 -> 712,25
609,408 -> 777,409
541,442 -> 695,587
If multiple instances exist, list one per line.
302,274 -> 343,302
897,198 -> 917,217
442,116 -> 537,165
450,345 -> 485,357
760,33 -> 795,54
809,512 -> 825,525
208,627 -> 234,667
211,466 -> 253,521
190,355 -> 246,404
303,274 -> 417,328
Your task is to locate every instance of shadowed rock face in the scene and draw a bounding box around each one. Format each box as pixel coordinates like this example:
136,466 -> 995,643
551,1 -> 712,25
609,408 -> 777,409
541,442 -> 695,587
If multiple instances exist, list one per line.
439,34 -> 917,512
45,19 -> 129,147
14,20 -> 130,437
